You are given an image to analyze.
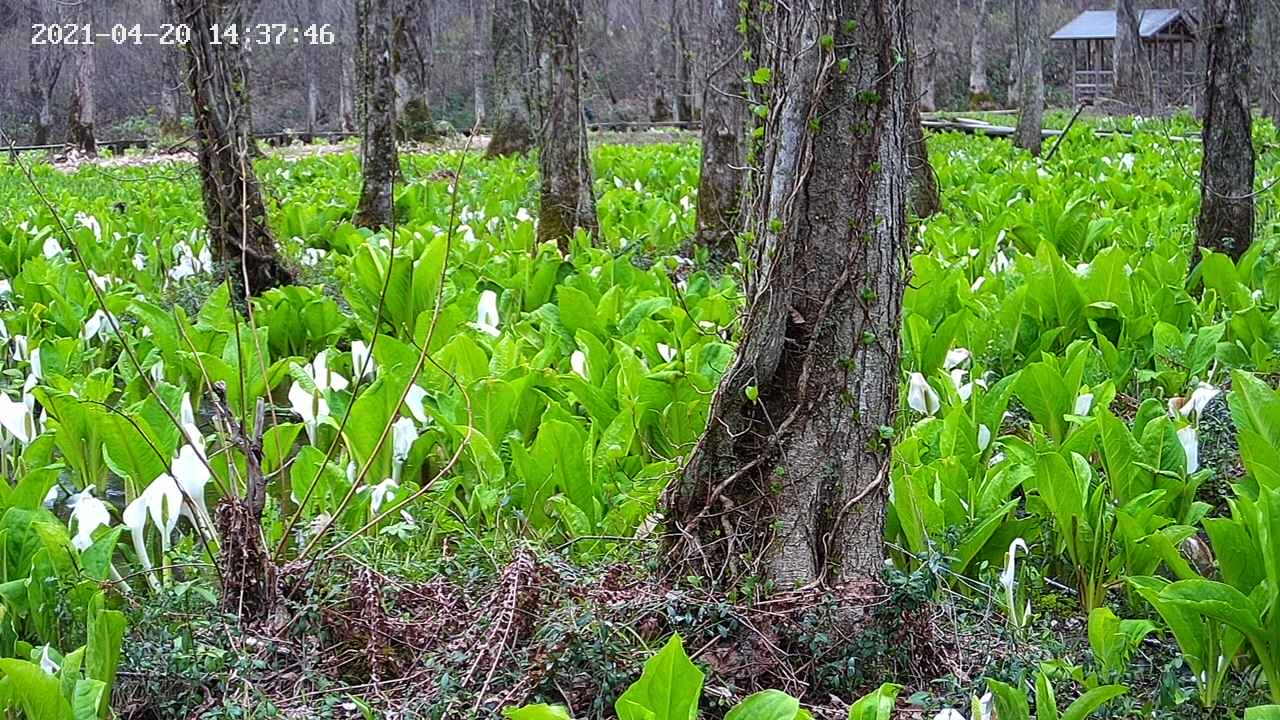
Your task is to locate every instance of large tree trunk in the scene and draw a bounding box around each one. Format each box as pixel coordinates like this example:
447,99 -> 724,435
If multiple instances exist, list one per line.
173,0 -> 293,297
1113,0 -> 1145,107
1014,0 -> 1045,156
354,0 -> 400,229
694,0 -> 746,265
914,1 -> 941,111
27,0 -> 62,146
486,0 -> 534,156
968,0 -> 992,108
472,0 -> 490,127
65,2 -> 97,156
1197,0 -> 1254,259
532,0 -> 598,251
664,0 -> 909,589
1260,0 -> 1280,126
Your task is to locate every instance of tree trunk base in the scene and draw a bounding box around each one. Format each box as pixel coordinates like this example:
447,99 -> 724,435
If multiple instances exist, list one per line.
486,122 -> 534,157
216,498 -> 278,625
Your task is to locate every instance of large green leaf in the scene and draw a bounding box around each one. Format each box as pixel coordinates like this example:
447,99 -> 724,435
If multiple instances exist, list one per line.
724,690 -> 802,720
615,634 -> 704,720
846,683 -> 901,720
0,658 -> 73,720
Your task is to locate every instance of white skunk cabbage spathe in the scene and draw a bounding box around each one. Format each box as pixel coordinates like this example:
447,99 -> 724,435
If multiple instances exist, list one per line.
1074,392 -> 1094,416
978,424 -> 992,451
352,339 -> 375,380
67,488 -> 112,551
369,478 -> 398,514
289,350 -> 350,443
289,382 -> 330,445
469,290 -> 501,337
82,309 -> 118,342
1178,425 -> 1200,474
1179,382 -> 1221,422
943,347 -> 971,370
571,350 -> 589,380
123,473 -> 184,591
907,372 -> 941,416
950,369 -> 974,402
405,384 -> 429,425
170,443 -> 214,538
391,417 -> 418,481
999,538 -> 1028,597
999,538 -> 1032,631
0,392 -> 38,446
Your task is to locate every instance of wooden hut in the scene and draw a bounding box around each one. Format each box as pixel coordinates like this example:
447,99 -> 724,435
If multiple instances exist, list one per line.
1049,9 -> 1198,105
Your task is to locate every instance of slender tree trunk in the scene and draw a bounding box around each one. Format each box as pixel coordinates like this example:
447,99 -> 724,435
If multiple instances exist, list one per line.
532,0 -> 598,250
157,0 -> 184,136
694,0 -> 746,265
232,0 -> 263,156
355,0 -> 400,229
340,54 -> 358,133
1197,0 -> 1254,260
906,6 -> 940,217
173,0 -> 293,297
907,108 -> 940,218
968,0 -> 992,108
472,0 -> 490,127
158,55 -> 184,135
66,3 -> 97,156
1014,0 -> 1045,155
1261,0 -> 1280,126
650,42 -> 672,122
487,0 -> 534,156
1113,0 -> 1144,107
664,0 -> 909,589
672,0 -> 694,128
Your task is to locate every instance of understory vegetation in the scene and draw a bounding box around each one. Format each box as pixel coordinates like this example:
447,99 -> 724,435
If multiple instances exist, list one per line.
0,117 -> 1279,718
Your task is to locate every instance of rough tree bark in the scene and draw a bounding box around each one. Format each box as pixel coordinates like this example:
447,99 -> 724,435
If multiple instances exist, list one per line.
354,0 -> 400,229
1014,0 -> 1045,156
1197,0 -> 1254,260
1113,0 -> 1145,107
173,0 -> 294,297
486,0 -> 534,156
531,0 -> 599,251
694,0 -> 747,265
968,0 -> 992,108
663,0 -> 910,589
472,0 -> 490,127
1261,0 -> 1280,126
65,2 -> 97,156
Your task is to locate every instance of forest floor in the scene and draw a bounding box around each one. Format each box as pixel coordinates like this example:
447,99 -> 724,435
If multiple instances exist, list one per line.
38,129 -> 699,173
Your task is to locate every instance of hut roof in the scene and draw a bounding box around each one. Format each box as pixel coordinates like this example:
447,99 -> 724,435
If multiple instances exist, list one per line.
1049,9 -> 1194,41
